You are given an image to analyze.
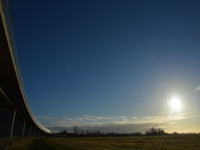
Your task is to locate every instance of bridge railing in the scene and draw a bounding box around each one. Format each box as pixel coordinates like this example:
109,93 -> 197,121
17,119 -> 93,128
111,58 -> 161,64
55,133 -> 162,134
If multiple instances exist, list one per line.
0,0 -> 50,133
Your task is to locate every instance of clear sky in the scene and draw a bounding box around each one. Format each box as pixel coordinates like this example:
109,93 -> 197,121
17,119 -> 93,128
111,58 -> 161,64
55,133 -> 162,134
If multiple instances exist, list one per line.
10,0 -> 200,133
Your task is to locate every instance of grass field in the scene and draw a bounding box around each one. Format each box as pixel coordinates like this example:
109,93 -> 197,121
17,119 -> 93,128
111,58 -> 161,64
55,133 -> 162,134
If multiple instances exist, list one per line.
1,135 -> 200,150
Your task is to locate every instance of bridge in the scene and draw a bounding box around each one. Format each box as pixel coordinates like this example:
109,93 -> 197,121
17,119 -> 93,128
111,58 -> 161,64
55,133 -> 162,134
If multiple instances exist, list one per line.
0,0 -> 51,137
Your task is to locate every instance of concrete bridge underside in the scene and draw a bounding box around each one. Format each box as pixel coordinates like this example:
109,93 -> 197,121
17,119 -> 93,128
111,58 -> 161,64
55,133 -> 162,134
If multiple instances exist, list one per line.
0,0 -> 50,137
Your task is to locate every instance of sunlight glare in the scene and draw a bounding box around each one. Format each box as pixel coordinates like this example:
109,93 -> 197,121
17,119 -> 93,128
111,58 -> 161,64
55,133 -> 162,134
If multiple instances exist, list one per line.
170,97 -> 181,111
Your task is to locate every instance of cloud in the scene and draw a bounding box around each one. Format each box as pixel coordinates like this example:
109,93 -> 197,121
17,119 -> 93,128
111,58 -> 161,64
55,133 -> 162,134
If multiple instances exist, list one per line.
82,115 -> 113,121
38,112 -> 200,133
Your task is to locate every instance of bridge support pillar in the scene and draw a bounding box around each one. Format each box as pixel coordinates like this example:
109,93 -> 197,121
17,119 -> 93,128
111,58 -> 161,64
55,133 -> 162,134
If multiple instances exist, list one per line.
13,119 -> 25,136
24,124 -> 31,137
38,131 -> 40,137
22,121 -> 25,136
31,127 -> 35,137
29,126 -> 32,137
33,128 -> 36,137
0,110 -> 16,137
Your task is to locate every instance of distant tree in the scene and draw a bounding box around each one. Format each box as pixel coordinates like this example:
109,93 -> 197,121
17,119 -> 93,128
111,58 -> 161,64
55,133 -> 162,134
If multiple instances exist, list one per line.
77,129 -> 80,135
80,129 -> 84,135
132,132 -> 143,136
86,130 -> 90,135
97,130 -> 101,135
158,128 -> 165,135
145,127 -> 166,135
62,129 -> 67,134
73,126 -> 78,135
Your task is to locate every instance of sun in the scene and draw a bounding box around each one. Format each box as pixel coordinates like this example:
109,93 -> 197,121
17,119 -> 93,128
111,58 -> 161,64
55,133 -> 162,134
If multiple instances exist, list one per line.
169,97 -> 182,111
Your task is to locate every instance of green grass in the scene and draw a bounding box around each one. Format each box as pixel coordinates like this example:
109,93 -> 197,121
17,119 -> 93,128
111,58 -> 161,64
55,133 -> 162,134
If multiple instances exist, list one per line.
2,135 -> 200,150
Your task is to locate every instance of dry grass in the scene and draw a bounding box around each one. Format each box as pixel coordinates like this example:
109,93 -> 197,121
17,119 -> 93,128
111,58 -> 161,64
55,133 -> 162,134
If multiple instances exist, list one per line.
2,135 -> 200,150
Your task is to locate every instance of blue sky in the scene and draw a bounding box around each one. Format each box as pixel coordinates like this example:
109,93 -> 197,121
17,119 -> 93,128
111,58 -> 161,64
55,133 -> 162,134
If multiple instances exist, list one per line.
10,0 -> 200,133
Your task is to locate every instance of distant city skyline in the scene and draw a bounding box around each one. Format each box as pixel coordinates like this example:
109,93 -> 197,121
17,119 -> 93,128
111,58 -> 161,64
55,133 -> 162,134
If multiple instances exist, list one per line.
10,0 -> 200,133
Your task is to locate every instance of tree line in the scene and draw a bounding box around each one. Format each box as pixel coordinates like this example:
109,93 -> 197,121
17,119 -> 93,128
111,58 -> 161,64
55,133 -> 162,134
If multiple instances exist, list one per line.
52,126 -> 167,137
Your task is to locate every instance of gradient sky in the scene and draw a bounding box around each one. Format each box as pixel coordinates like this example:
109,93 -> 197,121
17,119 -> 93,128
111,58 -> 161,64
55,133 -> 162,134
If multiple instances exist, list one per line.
9,0 -> 200,133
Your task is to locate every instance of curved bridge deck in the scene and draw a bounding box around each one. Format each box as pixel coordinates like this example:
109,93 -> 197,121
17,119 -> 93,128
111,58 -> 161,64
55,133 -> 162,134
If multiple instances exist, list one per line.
0,0 -> 50,137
